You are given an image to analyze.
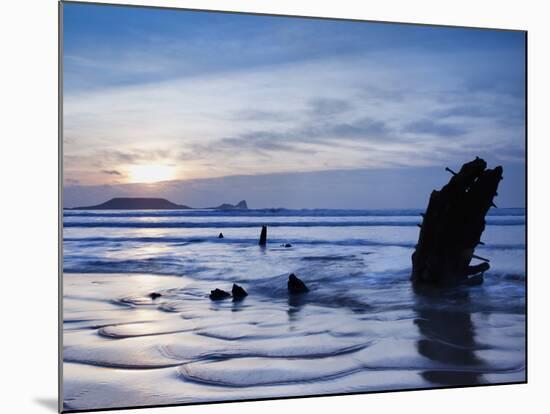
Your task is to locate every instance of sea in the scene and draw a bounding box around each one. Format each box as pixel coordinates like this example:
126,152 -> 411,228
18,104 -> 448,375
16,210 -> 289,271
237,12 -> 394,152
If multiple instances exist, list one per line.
62,208 -> 526,411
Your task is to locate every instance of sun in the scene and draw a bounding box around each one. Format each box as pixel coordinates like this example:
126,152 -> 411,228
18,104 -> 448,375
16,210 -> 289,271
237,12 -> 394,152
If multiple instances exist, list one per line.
127,164 -> 176,184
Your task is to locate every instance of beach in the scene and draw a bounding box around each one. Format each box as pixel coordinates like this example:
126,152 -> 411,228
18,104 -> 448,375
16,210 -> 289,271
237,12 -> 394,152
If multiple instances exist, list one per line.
62,208 -> 526,411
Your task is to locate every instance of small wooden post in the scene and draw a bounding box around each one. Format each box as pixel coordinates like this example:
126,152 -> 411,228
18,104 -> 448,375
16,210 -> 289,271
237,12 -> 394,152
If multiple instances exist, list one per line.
259,225 -> 267,246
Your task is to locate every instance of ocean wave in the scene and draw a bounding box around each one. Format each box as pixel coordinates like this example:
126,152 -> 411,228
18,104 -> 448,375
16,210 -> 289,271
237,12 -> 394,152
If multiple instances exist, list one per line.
63,235 -> 525,251
63,219 -> 525,229
63,208 -> 525,218
64,257 -> 194,276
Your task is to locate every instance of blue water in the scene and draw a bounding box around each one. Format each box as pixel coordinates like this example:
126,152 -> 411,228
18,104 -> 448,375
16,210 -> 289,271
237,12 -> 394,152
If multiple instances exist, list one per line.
63,208 -> 525,278
62,208 -> 526,410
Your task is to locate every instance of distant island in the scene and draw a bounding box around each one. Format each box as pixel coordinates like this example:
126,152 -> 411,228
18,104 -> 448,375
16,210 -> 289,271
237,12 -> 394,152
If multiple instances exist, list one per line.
211,200 -> 248,210
71,198 -> 191,210
70,197 -> 249,210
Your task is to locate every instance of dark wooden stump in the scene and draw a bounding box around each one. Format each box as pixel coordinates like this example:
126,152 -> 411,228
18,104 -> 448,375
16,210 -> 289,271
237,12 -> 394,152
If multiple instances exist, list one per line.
259,225 -> 267,246
411,157 -> 503,286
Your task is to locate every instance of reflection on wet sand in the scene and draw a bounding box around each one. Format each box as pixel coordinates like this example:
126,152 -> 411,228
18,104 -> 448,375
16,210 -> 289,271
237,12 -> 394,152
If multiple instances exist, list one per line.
287,293 -> 307,322
414,286 -> 483,386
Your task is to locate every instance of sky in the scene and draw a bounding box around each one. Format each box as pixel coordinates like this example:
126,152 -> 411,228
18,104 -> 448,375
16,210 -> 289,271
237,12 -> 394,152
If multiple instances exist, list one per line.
62,2 -> 526,209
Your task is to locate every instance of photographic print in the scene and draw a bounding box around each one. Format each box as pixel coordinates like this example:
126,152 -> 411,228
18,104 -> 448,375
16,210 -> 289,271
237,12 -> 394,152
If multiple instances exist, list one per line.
61,1 -> 526,412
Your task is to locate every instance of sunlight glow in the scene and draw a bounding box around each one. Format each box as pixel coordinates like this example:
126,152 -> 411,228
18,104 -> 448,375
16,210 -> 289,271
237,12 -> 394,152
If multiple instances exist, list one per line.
127,164 -> 177,183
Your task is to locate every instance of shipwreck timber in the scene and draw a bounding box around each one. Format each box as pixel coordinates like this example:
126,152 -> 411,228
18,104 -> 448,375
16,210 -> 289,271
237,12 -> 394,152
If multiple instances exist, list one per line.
411,157 -> 503,286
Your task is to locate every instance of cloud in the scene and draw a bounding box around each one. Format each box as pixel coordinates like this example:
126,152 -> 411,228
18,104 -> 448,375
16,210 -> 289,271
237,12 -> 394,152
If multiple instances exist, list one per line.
358,85 -> 407,103
194,114 -> 393,163
435,103 -> 500,119
433,99 -> 525,130
230,109 -> 295,123
63,33 -> 525,187
305,117 -> 390,140
102,169 -> 122,176
218,132 -> 309,154
84,149 -> 173,167
307,97 -> 354,117
403,119 -> 467,137
64,178 -> 80,185
60,5 -> 525,209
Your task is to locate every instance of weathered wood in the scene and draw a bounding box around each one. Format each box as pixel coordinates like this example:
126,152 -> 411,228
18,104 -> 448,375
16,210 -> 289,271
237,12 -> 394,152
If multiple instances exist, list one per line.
411,157 -> 503,285
445,167 -> 458,176
259,225 -> 267,246
466,262 -> 490,275
472,254 -> 490,263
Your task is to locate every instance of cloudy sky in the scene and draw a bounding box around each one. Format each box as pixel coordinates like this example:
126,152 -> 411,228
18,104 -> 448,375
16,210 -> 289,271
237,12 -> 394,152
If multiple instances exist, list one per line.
62,3 -> 525,209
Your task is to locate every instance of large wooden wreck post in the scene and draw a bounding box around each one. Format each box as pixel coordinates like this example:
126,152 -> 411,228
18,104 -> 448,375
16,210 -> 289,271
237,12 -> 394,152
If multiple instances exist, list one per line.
411,157 -> 503,286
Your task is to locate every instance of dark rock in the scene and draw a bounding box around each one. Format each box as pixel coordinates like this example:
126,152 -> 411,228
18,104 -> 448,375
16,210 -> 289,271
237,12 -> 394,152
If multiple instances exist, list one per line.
148,292 -> 162,300
209,288 -> 231,301
259,225 -> 267,246
411,157 -> 502,286
218,232 -> 224,239
288,273 -> 309,294
232,283 -> 248,300
284,243 -> 292,248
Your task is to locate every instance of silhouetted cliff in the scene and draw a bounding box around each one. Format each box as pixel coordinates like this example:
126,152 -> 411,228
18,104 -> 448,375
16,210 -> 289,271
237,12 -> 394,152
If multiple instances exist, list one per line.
211,200 -> 248,210
72,197 -> 191,210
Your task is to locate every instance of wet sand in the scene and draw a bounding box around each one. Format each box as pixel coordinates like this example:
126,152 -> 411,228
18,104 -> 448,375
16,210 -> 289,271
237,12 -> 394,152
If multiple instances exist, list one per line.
63,272 -> 525,411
